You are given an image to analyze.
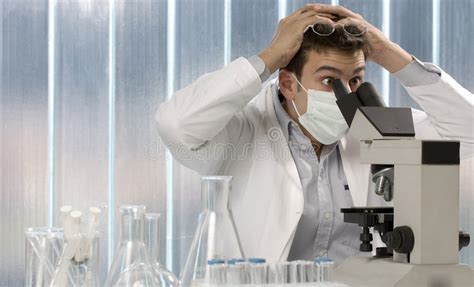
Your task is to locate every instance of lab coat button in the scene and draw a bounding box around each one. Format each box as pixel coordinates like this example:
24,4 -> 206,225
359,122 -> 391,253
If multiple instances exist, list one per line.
319,250 -> 326,256
325,212 -> 331,219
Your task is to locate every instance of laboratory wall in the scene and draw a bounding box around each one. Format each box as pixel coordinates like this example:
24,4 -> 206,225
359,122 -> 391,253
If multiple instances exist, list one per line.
1,0 -> 473,285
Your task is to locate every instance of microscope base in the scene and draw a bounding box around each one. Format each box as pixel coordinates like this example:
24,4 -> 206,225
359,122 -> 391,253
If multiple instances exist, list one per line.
334,256 -> 474,287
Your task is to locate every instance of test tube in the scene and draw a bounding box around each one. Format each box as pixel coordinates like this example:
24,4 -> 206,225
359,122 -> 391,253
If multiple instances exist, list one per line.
314,260 -> 320,282
267,261 -> 289,284
288,261 -> 299,283
289,260 -> 313,283
320,260 -> 334,282
314,257 -> 334,282
226,259 -> 246,284
302,261 -> 315,282
237,261 -> 251,284
248,258 -> 267,284
207,259 -> 227,284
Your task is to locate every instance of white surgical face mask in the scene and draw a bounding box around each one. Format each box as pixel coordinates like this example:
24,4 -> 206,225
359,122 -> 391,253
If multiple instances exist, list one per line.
290,74 -> 349,145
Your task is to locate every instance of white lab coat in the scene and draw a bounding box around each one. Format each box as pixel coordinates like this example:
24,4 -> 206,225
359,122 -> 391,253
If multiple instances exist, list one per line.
157,57 -> 473,261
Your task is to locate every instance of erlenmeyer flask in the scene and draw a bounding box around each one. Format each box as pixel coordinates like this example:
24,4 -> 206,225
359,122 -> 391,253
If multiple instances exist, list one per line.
180,176 -> 244,287
105,205 -> 160,287
144,213 -> 179,287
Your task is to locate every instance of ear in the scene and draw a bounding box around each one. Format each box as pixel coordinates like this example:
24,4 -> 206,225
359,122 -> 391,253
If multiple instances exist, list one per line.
279,69 -> 298,102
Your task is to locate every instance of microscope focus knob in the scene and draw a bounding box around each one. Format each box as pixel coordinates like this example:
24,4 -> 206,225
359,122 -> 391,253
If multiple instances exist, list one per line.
385,226 -> 414,254
459,231 -> 470,251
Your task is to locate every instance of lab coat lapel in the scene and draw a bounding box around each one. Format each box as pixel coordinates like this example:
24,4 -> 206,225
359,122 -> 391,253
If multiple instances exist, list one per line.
258,84 -> 304,260
263,85 -> 302,190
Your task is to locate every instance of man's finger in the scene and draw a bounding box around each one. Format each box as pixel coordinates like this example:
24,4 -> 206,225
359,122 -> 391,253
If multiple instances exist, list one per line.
337,17 -> 365,26
288,3 -> 329,20
300,10 -> 318,19
288,5 -> 314,19
310,4 -> 359,19
316,13 -> 338,20
301,9 -> 336,19
299,14 -> 331,30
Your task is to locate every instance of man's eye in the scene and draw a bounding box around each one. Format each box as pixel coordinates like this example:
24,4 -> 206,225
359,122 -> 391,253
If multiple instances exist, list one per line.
322,77 -> 333,86
350,77 -> 362,86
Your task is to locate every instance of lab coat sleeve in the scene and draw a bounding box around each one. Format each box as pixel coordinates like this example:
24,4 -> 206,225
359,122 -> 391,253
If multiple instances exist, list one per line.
156,57 -> 262,175
393,60 -> 474,159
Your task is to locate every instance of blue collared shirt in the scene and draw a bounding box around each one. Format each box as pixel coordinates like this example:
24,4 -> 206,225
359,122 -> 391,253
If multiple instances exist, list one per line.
271,85 -> 362,264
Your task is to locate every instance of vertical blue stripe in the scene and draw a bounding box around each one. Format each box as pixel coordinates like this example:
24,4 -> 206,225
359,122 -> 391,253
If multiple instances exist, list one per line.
432,0 -> 440,66
107,0 -> 117,267
47,0 -> 56,227
382,0 -> 390,105
166,0 -> 176,273
224,0 -> 231,64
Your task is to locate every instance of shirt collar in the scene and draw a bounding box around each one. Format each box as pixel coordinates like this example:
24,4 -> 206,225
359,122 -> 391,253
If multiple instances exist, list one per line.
271,83 -> 339,159
272,83 -> 297,140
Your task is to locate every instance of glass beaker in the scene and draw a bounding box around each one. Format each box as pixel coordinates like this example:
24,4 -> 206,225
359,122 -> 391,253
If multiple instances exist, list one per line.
180,176 -> 245,287
25,227 -> 64,287
50,234 -> 101,286
105,205 -> 160,287
144,213 -> 179,287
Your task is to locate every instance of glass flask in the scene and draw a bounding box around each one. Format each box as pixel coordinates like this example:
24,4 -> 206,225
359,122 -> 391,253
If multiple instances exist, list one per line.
25,227 -> 64,287
144,213 -> 180,287
180,176 -> 245,287
106,205 -> 160,287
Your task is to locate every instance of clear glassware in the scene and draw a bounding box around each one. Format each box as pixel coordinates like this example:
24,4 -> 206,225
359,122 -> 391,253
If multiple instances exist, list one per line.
248,258 -> 267,284
25,227 -> 64,287
267,261 -> 289,284
50,209 -> 101,287
180,176 -> 244,287
314,257 -> 335,282
105,205 -> 160,287
51,235 -> 100,286
226,259 -> 247,284
206,259 -> 227,285
144,213 -> 180,287
319,259 -> 335,282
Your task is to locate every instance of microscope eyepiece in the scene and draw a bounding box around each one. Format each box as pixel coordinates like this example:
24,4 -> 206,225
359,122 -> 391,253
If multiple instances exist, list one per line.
332,79 -> 349,100
356,82 -> 387,107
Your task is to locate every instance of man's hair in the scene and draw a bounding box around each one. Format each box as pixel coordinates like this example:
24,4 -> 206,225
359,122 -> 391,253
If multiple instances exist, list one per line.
284,26 -> 370,79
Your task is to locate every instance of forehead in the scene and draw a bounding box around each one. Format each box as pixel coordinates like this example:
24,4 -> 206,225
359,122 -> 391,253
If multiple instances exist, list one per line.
302,49 -> 366,77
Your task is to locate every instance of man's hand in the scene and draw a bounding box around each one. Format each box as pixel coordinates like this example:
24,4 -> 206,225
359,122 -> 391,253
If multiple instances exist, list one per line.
313,4 -> 413,73
259,4 -> 335,74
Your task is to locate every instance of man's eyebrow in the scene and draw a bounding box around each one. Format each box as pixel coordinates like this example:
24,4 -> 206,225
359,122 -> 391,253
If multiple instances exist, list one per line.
353,66 -> 366,74
313,65 -> 366,75
314,66 -> 342,74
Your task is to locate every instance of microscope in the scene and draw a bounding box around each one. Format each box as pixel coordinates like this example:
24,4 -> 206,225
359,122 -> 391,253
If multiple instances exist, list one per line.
330,80 -> 474,286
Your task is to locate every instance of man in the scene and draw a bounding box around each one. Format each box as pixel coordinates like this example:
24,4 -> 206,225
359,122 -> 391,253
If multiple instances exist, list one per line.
157,4 -> 473,264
